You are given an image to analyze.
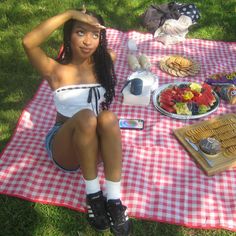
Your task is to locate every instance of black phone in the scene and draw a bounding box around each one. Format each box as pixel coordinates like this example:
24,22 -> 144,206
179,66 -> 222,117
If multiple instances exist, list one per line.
119,119 -> 144,130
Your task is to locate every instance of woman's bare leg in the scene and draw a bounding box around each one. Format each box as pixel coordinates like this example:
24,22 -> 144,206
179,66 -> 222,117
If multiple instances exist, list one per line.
51,109 -> 110,231
52,109 -> 99,179
97,111 -> 132,236
97,110 -> 122,182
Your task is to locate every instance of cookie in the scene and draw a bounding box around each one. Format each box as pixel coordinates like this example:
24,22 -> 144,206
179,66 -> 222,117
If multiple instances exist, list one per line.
214,129 -> 236,141
224,145 -> 236,157
176,70 -> 188,77
221,137 -> 236,148
175,56 -> 193,68
210,118 -> 235,129
214,123 -> 236,135
194,130 -> 215,142
185,125 -> 209,136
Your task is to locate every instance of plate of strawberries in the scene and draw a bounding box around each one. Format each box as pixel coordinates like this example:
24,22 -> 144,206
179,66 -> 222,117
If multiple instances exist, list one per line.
152,82 -> 219,119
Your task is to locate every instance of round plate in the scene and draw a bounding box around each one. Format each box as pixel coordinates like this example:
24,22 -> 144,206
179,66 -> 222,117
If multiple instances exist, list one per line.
159,55 -> 200,77
152,82 -> 220,119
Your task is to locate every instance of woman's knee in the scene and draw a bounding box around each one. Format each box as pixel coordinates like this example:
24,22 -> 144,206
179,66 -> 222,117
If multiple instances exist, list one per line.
97,111 -> 118,133
71,109 -> 97,133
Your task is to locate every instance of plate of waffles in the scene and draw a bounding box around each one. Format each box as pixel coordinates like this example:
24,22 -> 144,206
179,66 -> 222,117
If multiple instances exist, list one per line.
159,55 -> 200,77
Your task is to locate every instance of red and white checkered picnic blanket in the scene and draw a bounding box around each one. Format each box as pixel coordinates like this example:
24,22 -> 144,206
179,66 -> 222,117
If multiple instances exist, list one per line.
1,29 -> 236,231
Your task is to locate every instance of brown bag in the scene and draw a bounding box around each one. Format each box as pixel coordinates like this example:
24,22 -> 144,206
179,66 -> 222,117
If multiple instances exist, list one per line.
141,2 -> 182,33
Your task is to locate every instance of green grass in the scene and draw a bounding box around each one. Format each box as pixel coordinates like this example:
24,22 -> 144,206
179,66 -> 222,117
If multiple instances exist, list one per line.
0,0 -> 236,235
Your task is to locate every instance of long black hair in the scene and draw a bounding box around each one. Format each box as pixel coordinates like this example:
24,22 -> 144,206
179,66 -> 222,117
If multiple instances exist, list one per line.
57,10 -> 116,110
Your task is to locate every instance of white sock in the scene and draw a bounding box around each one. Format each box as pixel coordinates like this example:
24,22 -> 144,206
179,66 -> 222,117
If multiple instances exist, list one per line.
84,176 -> 101,195
105,179 -> 121,201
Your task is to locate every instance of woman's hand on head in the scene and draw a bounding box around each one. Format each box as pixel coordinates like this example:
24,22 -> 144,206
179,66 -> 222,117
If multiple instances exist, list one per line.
68,10 -> 105,30
108,49 -> 117,62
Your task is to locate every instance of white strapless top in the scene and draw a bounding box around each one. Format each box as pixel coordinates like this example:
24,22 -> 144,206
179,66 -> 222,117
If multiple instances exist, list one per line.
53,84 -> 106,117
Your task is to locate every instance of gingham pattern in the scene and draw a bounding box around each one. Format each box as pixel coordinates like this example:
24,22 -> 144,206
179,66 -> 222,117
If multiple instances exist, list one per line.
1,29 -> 236,231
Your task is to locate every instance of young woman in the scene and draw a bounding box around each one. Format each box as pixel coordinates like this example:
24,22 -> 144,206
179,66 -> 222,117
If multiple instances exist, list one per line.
22,9 -> 131,236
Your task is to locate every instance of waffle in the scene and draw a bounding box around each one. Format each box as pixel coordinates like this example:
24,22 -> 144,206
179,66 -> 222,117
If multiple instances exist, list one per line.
159,55 -> 200,77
